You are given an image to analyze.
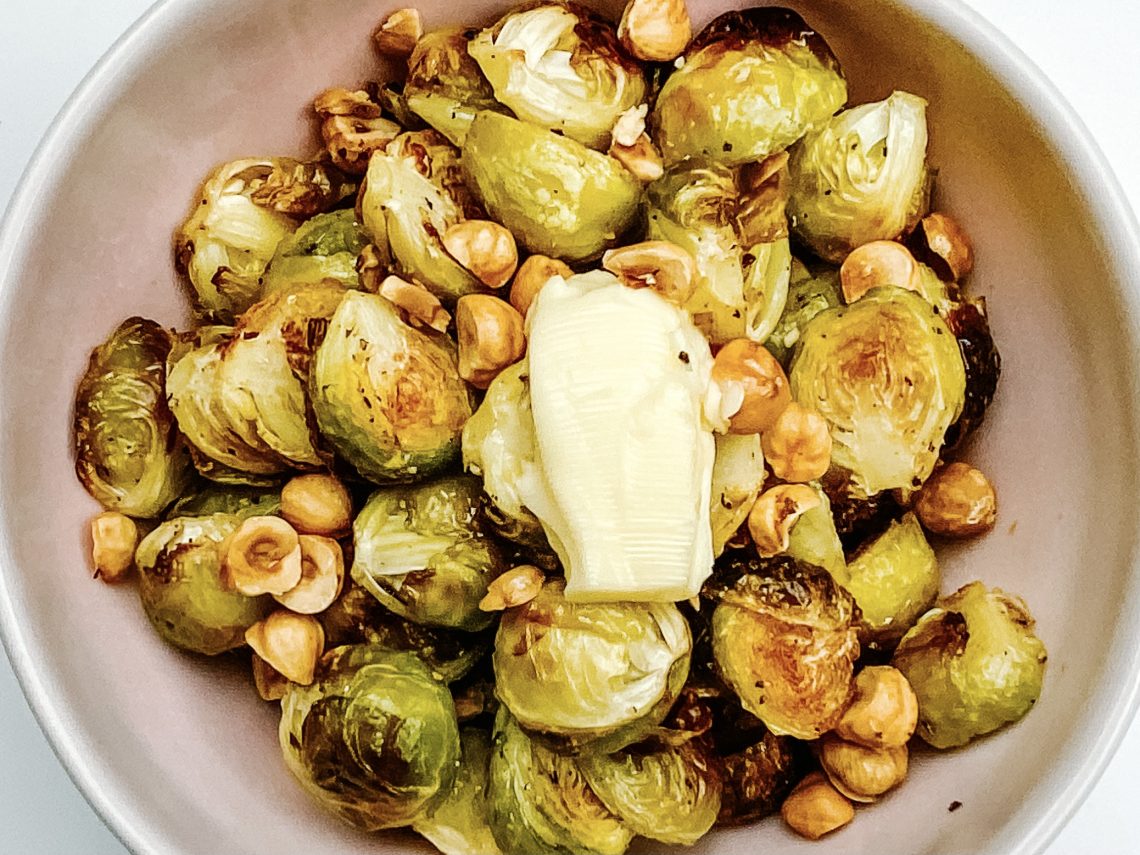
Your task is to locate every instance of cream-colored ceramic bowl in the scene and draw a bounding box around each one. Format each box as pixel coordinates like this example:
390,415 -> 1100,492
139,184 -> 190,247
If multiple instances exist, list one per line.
2,0 -> 1139,853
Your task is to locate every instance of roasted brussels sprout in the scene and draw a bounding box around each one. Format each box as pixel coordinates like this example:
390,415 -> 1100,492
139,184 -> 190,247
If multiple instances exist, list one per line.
710,433 -> 765,556
789,287 -> 967,496
493,579 -> 691,752
942,297 -> 1002,451
788,91 -> 930,262
74,318 -> 193,518
462,111 -> 642,262
845,512 -> 939,648
351,476 -> 505,632
652,8 -> 847,167
413,728 -> 501,855
260,210 -> 368,294
785,484 -> 847,584
310,291 -> 473,483
135,514 -> 270,655
166,484 -> 280,520
469,3 -> 647,149
279,646 -> 461,830
488,708 -> 633,855
893,582 -> 1046,749
765,260 -> 842,366
405,28 -> 503,146
711,556 -> 859,739
579,741 -> 721,845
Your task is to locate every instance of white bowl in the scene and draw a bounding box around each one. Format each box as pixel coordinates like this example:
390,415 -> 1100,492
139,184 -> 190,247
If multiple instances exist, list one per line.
2,0 -> 1140,853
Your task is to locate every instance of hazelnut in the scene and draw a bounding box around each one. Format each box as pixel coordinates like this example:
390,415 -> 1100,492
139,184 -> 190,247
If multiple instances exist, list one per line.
914,462 -> 997,537
840,241 -> 922,303
835,666 -> 919,749
612,105 -> 648,148
479,565 -> 545,612
443,220 -> 519,288
603,240 -> 697,305
89,511 -> 137,582
747,484 -> 821,558
711,339 -> 792,434
456,295 -> 526,389
618,0 -> 692,62
609,133 -> 665,184
373,8 -> 423,56
223,516 -> 302,597
762,402 -> 832,483
273,536 -> 345,615
510,255 -> 572,317
280,474 -> 353,536
378,275 -> 451,332
251,653 -> 288,702
781,771 -> 854,840
819,736 -> 908,803
356,243 -> 386,292
245,610 -> 325,686
919,212 -> 974,280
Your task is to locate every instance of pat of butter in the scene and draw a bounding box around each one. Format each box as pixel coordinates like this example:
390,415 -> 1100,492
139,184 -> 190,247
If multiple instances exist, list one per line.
520,271 -> 715,602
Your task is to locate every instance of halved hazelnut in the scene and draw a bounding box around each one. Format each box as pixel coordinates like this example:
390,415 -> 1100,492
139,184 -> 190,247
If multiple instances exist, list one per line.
90,511 -> 137,582
274,536 -> 346,615
748,484 -> 821,557
224,516 -> 302,596
479,565 -> 545,612
374,8 -> 423,56
378,275 -> 451,332
603,240 -> 697,305
245,611 -> 325,686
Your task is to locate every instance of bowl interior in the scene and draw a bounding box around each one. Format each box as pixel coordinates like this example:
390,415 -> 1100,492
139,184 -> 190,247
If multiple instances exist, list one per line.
2,0 -> 1140,853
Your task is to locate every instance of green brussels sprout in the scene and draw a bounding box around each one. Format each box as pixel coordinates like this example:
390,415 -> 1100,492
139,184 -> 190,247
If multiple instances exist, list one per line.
413,728 -> 502,855
579,741 -> 721,845
785,484 -> 847,584
469,3 -> 647,150
135,514 -> 270,655
488,708 -> 633,855
845,512 -> 939,648
74,318 -> 193,518
166,484 -> 280,520
765,260 -> 842,366
279,646 -> 461,830
493,579 -> 691,753
710,556 -> 860,739
360,130 -> 485,302
709,433 -> 765,556
405,28 -> 505,146
462,111 -> 642,262
789,287 -> 967,496
261,210 -> 368,294
893,583 -> 1046,749
788,91 -> 930,262
647,161 -> 792,345
174,158 -> 353,321
351,476 -> 505,632
652,8 -> 847,167
310,291 -> 474,483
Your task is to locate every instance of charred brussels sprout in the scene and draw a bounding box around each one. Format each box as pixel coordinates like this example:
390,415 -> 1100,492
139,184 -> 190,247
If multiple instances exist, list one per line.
710,433 -> 765,556
493,579 -> 691,752
469,3 -> 647,149
765,260 -> 842,366
135,514 -> 270,655
717,729 -> 807,826
488,708 -> 633,855
788,91 -> 930,262
413,728 -> 502,855
261,210 -> 368,294
74,318 -> 193,518
310,291 -> 473,483
351,476 -> 505,632
711,556 -> 859,739
789,287 -> 967,496
166,484 -> 280,520
943,297 -> 1002,451
462,111 -> 641,263
405,28 -> 503,147
279,646 -> 460,830
652,8 -> 847,167
893,582 -> 1046,749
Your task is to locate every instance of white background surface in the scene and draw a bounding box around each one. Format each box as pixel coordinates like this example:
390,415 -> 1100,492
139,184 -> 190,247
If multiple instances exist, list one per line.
0,1 -> 1137,852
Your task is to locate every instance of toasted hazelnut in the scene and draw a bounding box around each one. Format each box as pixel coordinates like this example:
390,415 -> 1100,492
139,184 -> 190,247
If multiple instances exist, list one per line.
356,243 -> 385,292
274,536 -> 345,615
609,133 -> 665,184
748,484 -> 821,558
314,89 -> 400,175
510,255 -> 573,316
281,474 -> 353,536
374,8 -> 423,56
89,511 -> 138,582
920,212 -> 974,280
840,241 -> 922,303
479,565 -> 545,612
836,666 -> 919,749
379,275 -> 451,332
456,295 -> 526,389
443,220 -> 519,288
762,402 -> 832,483
251,653 -> 288,702
819,736 -> 908,803
224,516 -> 302,597
618,0 -> 692,62
246,610 -> 324,686
603,240 -> 697,305
711,339 -> 792,434
612,105 -> 648,148
914,462 -> 997,537
781,771 -> 854,840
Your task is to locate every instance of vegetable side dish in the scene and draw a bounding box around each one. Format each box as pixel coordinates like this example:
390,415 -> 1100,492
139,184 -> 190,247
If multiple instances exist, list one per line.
72,0 -> 1046,851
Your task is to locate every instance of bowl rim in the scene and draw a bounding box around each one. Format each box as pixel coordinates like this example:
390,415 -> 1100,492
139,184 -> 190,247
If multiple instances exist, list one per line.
2,1 -> 1140,853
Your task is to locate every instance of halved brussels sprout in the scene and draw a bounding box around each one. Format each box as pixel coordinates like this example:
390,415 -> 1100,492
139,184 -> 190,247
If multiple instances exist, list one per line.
135,514 -> 270,655
493,579 -> 691,752
351,476 -> 505,632
789,287 -> 967,496
765,260 -> 842,366
785,483 -> 847,584
261,210 -> 368,294
845,512 -> 939,649
280,646 -> 460,830
788,91 -> 930,262
74,318 -> 193,518
462,111 -> 641,262
892,582 -> 1047,749
711,556 -> 860,739
166,484 -> 280,520
579,741 -> 721,845
469,3 -> 647,149
488,707 -> 633,855
717,729 -> 807,826
942,297 -> 1002,452
413,728 -> 502,855
710,433 -> 765,556
310,291 -> 474,483
652,8 -> 847,167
